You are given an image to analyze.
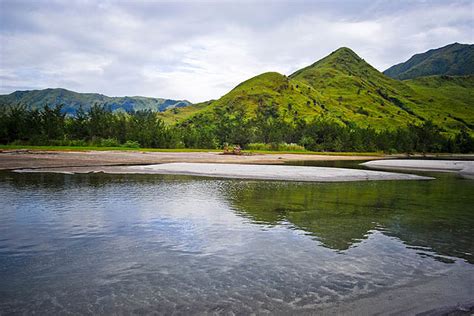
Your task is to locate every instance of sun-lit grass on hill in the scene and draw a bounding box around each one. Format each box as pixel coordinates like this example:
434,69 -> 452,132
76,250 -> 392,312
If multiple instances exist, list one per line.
158,101 -> 210,124
161,47 -> 474,136
192,71 -> 325,119
290,47 -> 444,130
404,75 -> 474,130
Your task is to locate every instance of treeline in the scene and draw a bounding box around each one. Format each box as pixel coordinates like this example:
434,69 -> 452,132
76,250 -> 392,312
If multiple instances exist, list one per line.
1,104 -> 473,153
0,105 -> 180,148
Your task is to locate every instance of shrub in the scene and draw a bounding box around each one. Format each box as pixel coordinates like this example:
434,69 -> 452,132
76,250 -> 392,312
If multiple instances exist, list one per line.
98,138 -> 120,147
246,142 -> 306,151
246,143 -> 269,150
121,140 -> 140,148
356,107 -> 369,116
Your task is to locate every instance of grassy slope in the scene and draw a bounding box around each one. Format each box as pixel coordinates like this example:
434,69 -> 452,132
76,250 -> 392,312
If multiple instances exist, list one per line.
207,72 -> 325,118
158,101 -> 211,124
384,43 -> 474,80
161,47 -> 473,135
403,75 -> 474,130
289,47 -> 427,130
160,72 -> 327,124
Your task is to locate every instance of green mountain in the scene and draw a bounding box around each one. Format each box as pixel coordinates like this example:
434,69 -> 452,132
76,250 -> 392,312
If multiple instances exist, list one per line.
0,88 -> 191,114
162,47 -> 474,134
384,43 -> 474,80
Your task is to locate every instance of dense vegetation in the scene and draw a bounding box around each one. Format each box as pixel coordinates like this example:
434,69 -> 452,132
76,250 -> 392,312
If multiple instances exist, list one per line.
0,88 -> 190,115
384,43 -> 474,80
1,104 -> 473,153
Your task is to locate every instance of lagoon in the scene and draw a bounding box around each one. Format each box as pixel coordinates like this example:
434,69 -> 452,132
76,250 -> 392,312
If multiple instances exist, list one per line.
0,164 -> 473,314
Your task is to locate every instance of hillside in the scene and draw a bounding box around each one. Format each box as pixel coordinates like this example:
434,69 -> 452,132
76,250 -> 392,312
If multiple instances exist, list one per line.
169,71 -> 323,121
289,47 -> 428,129
384,43 -> 474,80
162,47 -> 474,134
0,88 -> 191,114
404,75 -> 474,130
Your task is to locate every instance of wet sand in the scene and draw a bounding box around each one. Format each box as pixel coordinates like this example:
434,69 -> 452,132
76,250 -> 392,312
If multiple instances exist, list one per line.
14,162 -> 434,182
318,268 -> 474,315
0,149 -> 382,171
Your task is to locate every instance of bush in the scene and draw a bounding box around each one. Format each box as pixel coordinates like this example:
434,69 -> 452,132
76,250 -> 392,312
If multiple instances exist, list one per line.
356,107 -> 369,116
98,138 -> 120,147
52,139 -> 87,146
121,140 -> 140,148
69,139 -> 88,147
246,142 -> 306,151
246,143 -> 269,150
276,143 -> 306,151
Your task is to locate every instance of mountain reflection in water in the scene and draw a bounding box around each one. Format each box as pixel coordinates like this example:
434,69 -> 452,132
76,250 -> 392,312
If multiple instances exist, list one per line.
226,176 -> 474,263
0,170 -> 473,314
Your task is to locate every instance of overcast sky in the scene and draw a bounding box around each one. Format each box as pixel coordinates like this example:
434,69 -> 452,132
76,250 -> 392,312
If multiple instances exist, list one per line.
0,0 -> 472,102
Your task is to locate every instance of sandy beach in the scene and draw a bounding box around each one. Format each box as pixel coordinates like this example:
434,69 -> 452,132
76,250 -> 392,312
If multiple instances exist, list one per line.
0,149 -> 383,171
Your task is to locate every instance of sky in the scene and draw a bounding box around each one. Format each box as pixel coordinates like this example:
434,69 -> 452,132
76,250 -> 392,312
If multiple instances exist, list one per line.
0,0 -> 473,102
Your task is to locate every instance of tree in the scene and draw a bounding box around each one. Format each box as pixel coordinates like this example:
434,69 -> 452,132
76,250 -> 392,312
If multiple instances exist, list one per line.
454,128 -> 474,153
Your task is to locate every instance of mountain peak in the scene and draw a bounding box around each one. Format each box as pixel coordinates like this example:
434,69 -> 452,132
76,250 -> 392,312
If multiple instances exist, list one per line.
328,47 -> 364,63
289,47 -> 371,80
332,46 -> 357,55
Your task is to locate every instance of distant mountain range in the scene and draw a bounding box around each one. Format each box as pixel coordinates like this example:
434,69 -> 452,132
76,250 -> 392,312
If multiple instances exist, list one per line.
159,43 -> 473,135
384,43 -> 474,80
0,88 -> 191,114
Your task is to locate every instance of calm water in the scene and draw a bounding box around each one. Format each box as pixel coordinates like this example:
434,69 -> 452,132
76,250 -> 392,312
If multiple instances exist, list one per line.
0,164 -> 473,314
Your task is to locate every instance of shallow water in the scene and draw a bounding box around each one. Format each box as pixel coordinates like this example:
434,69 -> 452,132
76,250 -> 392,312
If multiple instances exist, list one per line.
0,165 -> 473,314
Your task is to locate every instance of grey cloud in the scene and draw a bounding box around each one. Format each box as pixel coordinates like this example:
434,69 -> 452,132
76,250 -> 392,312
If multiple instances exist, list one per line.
0,0 -> 472,102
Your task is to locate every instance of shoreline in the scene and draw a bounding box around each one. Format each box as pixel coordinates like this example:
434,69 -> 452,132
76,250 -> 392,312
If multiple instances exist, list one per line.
0,149 -> 384,171
363,159 -> 474,179
318,267 -> 474,315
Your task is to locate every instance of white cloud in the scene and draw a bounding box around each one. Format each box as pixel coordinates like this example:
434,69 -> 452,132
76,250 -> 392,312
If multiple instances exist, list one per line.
0,0 -> 472,102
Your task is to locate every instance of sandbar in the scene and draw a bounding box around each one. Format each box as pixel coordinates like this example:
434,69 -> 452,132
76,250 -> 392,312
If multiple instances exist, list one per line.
362,159 -> 474,179
14,162 -> 434,182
